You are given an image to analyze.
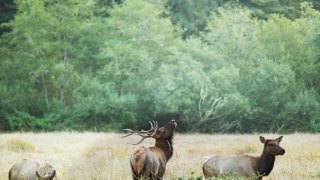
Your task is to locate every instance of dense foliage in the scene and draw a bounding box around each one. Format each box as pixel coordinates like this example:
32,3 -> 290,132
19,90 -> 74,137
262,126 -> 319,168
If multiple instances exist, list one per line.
0,0 -> 319,133
0,0 -> 17,35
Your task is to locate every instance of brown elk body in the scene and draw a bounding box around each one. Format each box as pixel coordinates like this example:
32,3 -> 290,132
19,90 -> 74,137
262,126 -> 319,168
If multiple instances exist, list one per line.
202,136 -> 285,180
122,120 -> 177,180
9,159 -> 57,180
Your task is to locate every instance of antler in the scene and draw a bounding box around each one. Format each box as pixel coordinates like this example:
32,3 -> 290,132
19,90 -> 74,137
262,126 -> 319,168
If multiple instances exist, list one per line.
121,121 -> 159,145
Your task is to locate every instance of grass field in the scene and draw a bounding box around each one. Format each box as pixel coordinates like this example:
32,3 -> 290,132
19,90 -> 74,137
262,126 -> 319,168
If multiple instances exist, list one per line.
0,133 -> 319,180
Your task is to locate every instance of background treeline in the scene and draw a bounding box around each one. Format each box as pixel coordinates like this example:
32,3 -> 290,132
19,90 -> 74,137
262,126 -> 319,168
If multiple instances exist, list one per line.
0,0 -> 320,133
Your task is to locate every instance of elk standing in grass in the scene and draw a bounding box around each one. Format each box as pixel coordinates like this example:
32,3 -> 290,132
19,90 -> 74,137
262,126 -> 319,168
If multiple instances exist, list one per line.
122,119 -> 177,180
9,159 -> 57,180
203,136 -> 285,180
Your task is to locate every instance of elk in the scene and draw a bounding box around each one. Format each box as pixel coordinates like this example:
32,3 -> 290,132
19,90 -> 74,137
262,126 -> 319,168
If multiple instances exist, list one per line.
9,159 -> 57,180
202,136 -> 285,180
122,119 -> 177,180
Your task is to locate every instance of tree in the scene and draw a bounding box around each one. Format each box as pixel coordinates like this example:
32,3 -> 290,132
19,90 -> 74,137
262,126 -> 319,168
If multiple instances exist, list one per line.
166,0 -> 221,38
204,5 -> 261,70
0,0 -> 16,36
0,0 -> 111,129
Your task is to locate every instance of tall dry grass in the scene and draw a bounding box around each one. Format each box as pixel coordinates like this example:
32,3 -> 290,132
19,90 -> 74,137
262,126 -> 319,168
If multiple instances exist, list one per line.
0,133 -> 319,179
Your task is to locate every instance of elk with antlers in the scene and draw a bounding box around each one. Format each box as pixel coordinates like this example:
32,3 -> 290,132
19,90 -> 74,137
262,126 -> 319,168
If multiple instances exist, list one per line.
122,119 -> 177,180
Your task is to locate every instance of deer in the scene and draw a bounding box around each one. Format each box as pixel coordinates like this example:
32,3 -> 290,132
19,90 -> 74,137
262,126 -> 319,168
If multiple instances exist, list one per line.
122,119 -> 177,180
202,136 -> 285,180
9,159 -> 57,180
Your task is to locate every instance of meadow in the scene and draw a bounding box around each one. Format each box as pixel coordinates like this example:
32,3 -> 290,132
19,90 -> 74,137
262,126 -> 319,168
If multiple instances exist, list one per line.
0,133 -> 319,180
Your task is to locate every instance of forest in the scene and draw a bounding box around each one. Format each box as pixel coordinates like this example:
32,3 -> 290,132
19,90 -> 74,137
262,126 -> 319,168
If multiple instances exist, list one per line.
0,0 -> 320,133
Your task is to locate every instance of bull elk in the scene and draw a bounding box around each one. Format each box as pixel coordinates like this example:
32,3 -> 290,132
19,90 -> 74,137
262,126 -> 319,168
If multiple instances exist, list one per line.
202,136 -> 285,180
122,119 -> 177,180
9,159 -> 57,180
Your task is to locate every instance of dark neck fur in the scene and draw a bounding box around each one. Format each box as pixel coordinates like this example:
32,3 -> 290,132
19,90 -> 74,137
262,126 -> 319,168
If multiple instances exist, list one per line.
155,138 -> 173,161
256,152 -> 275,176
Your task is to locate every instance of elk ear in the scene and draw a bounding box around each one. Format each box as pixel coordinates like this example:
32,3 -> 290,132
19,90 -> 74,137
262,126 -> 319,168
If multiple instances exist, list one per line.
50,170 -> 56,178
35,171 -> 41,178
259,136 -> 265,143
276,136 -> 283,142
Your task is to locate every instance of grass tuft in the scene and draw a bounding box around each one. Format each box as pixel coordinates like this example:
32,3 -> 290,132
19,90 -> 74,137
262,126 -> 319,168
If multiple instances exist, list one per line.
6,138 -> 35,152
235,144 -> 257,155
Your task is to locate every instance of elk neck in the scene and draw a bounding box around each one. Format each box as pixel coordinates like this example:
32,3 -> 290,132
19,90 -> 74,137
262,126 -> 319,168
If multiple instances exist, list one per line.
155,138 -> 174,161
256,151 -> 275,176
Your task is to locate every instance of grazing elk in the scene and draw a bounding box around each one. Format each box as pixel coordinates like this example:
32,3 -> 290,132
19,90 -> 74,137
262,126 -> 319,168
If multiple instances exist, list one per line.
9,159 -> 57,180
202,136 -> 285,180
122,119 -> 177,180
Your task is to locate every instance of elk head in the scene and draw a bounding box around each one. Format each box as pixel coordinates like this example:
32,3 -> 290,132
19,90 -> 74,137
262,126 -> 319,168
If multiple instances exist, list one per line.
35,170 -> 56,180
122,120 -> 177,145
260,136 -> 285,156
155,119 -> 177,140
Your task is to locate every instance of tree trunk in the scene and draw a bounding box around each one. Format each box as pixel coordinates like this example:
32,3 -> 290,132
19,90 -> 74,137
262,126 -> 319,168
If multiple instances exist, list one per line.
41,73 -> 49,110
60,50 -> 68,106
